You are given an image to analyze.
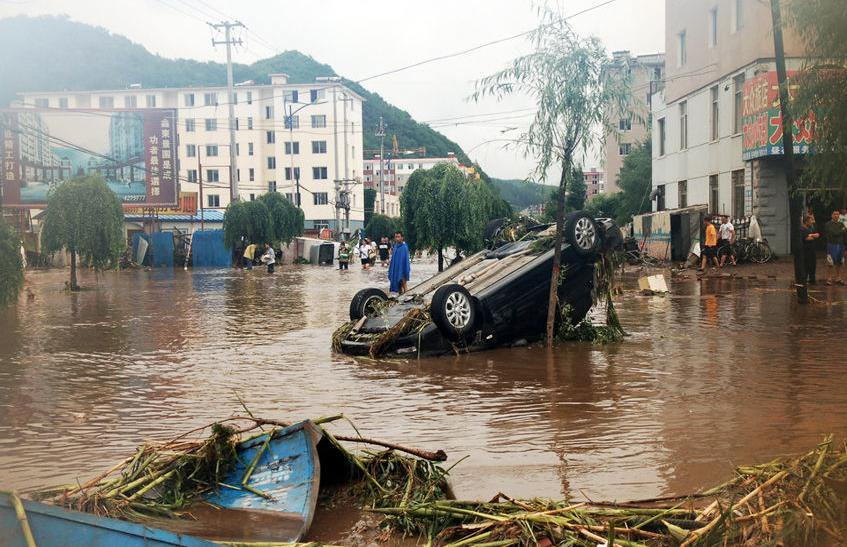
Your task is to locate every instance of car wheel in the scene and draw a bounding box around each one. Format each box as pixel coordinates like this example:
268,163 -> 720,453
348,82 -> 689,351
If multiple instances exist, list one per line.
349,288 -> 389,321
431,284 -> 477,342
565,211 -> 602,256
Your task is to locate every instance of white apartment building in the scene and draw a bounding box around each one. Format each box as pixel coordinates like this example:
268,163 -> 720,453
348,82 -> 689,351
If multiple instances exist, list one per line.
363,153 -> 464,196
17,73 -> 365,233
651,0 -> 806,255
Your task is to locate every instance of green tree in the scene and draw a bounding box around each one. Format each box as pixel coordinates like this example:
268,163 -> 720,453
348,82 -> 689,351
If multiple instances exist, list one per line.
365,213 -> 401,241
363,188 -> 377,227
41,175 -> 125,291
258,192 -> 304,245
400,169 -> 429,253
473,6 -> 634,345
787,0 -> 847,200
614,139 -> 653,224
223,199 -> 273,250
565,166 -> 587,211
0,219 -> 24,308
584,192 -> 623,220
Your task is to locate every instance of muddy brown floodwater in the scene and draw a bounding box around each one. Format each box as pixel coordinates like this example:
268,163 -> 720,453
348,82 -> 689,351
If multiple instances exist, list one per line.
2,262 -> 847,513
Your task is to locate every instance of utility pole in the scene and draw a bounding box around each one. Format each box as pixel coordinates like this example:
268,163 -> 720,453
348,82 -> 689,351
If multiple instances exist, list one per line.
197,150 -> 205,232
376,117 -> 386,214
210,21 -> 243,203
287,103 -> 301,207
770,0 -> 806,304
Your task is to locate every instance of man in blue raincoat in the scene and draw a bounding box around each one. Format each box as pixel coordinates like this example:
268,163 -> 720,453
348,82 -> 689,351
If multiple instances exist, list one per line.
388,230 -> 411,294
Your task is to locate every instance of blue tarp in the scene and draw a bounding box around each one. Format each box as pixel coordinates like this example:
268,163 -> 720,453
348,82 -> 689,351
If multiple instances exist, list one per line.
192,230 -> 231,268
131,232 -> 174,267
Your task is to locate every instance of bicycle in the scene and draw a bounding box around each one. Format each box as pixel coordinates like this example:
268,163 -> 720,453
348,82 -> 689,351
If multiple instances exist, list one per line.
724,237 -> 773,264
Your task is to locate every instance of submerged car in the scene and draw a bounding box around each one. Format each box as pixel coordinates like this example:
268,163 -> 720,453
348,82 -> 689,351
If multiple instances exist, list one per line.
334,212 -> 622,357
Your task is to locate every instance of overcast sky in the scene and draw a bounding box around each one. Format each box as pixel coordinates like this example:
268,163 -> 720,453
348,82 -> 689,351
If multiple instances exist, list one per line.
1,0 -> 665,181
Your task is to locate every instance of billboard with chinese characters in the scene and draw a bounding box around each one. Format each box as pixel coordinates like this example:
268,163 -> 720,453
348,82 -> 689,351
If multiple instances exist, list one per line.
741,71 -> 815,161
0,108 -> 178,208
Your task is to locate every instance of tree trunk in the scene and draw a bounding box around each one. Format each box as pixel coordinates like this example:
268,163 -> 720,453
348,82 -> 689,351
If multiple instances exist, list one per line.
69,249 -> 79,291
545,159 -> 570,346
437,247 -> 444,272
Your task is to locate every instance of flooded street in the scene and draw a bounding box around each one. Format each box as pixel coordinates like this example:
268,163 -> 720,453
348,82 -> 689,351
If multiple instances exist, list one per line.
1,262 -> 847,504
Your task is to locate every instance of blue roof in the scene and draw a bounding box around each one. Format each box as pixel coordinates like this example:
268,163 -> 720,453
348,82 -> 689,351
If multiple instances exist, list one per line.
124,209 -> 225,222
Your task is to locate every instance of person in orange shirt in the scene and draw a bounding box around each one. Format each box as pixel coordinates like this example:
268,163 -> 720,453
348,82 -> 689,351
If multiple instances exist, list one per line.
700,216 -> 720,271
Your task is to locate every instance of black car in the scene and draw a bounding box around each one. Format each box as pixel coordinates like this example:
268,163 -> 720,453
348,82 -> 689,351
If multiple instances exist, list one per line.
334,212 -> 622,357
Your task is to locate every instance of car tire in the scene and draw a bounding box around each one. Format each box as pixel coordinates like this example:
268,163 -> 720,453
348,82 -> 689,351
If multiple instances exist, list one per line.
349,288 -> 388,321
430,284 -> 477,342
565,211 -> 602,256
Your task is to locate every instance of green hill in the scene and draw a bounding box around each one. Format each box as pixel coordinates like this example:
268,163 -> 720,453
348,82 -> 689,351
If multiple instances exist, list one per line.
491,178 -> 550,211
0,15 -> 473,165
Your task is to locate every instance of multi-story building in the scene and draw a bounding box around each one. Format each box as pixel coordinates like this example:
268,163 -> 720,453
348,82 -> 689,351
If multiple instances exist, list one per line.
651,0 -> 805,254
363,153 -> 464,197
583,167 -> 604,197
604,51 -> 665,194
17,73 -> 366,233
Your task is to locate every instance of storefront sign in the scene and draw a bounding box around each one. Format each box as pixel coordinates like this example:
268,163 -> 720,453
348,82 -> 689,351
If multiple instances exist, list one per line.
742,71 -> 814,161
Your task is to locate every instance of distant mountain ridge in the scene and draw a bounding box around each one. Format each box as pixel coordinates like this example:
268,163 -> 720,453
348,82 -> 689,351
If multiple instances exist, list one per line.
0,15 -> 474,166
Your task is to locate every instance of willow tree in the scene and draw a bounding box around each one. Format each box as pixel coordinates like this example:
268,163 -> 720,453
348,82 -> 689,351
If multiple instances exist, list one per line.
223,199 -> 273,250
472,7 -> 632,345
258,192 -> 304,245
0,219 -> 23,307
41,175 -> 125,291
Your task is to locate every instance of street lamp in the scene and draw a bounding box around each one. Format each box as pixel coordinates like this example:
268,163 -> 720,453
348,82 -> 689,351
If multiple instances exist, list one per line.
284,99 -> 325,208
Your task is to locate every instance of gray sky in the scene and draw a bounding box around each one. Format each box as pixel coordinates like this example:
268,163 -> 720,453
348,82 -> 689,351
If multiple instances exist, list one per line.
0,0 -> 665,181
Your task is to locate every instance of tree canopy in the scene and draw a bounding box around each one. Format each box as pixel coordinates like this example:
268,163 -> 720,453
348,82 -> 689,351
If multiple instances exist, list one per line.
41,175 -> 125,290
0,219 -> 23,307
613,139 -> 653,224
491,178 -> 549,211
224,195 -> 304,249
258,192 -> 304,245
364,214 -> 402,242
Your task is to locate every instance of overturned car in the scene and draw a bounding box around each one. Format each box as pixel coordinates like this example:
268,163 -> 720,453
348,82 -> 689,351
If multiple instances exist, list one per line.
333,212 -> 622,358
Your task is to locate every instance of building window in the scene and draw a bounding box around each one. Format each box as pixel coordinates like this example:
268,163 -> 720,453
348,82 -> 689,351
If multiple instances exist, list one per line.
207,169 -> 220,182
123,96 -> 137,108
146,95 -> 156,107
733,73 -> 745,134
207,194 -> 220,207
205,145 -> 218,156
658,118 -> 666,156
267,156 -> 276,169
679,101 -> 688,150
249,168 -> 255,181
184,93 -> 195,107
619,118 -> 632,131
284,90 -> 299,104
284,115 -> 299,129
205,118 -> 217,131
678,180 -> 688,208
34,98 -> 49,108
204,92 -> 217,106
269,181 -> 277,192
266,130 -> 276,144
236,169 -> 240,182
733,0 -> 744,32
709,174 -> 719,213
99,96 -> 114,109
678,31 -> 687,67
312,140 -> 327,154
235,143 -> 240,156
619,143 -> 631,156
710,86 -> 720,141
248,142 -> 254,156
311,115 -> 327,128
186,144 -> 196,157
187,169 -> 198,182
313,166 -> 328,180
265,105 -> 274,119
185,118 -> 195,132
247,117 -> 253,130
246,91 -> 253,105
709,8 -> 718,48
310,89 -> 325,102
285,142 -> 300,154
58,97 -> 69,108
732,169 -> 746,218
249,193 -> 255,201
284,167 -> 300,181
313,192 -> 329,205
656,185 -> 666,211
285,192 -> 294,203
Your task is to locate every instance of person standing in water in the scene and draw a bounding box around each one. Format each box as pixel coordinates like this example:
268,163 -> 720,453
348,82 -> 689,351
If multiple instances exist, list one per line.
261,243 -> 276,274
378,236 -> 390,267
388,231 -> 411,294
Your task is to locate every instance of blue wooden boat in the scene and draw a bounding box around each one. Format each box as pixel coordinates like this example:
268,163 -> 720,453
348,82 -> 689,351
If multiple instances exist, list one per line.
2,420 -> 351,545
0,491 -> 218,547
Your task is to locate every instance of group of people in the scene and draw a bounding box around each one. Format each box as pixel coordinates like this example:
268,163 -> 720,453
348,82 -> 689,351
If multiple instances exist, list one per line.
802,209 -> 847,285
700,215 -> 738,270
338,231 -> 412,294
242,242 -> 276,273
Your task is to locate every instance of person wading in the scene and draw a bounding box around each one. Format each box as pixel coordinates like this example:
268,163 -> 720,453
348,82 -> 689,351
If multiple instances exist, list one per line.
824,210 -> 847,285
801,213 -> 820,285
338,243 -> 350,270
388,231 -> 411,294
242,242 -> 257,270
261,243 -> 276,274
378,236 -> 390,267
